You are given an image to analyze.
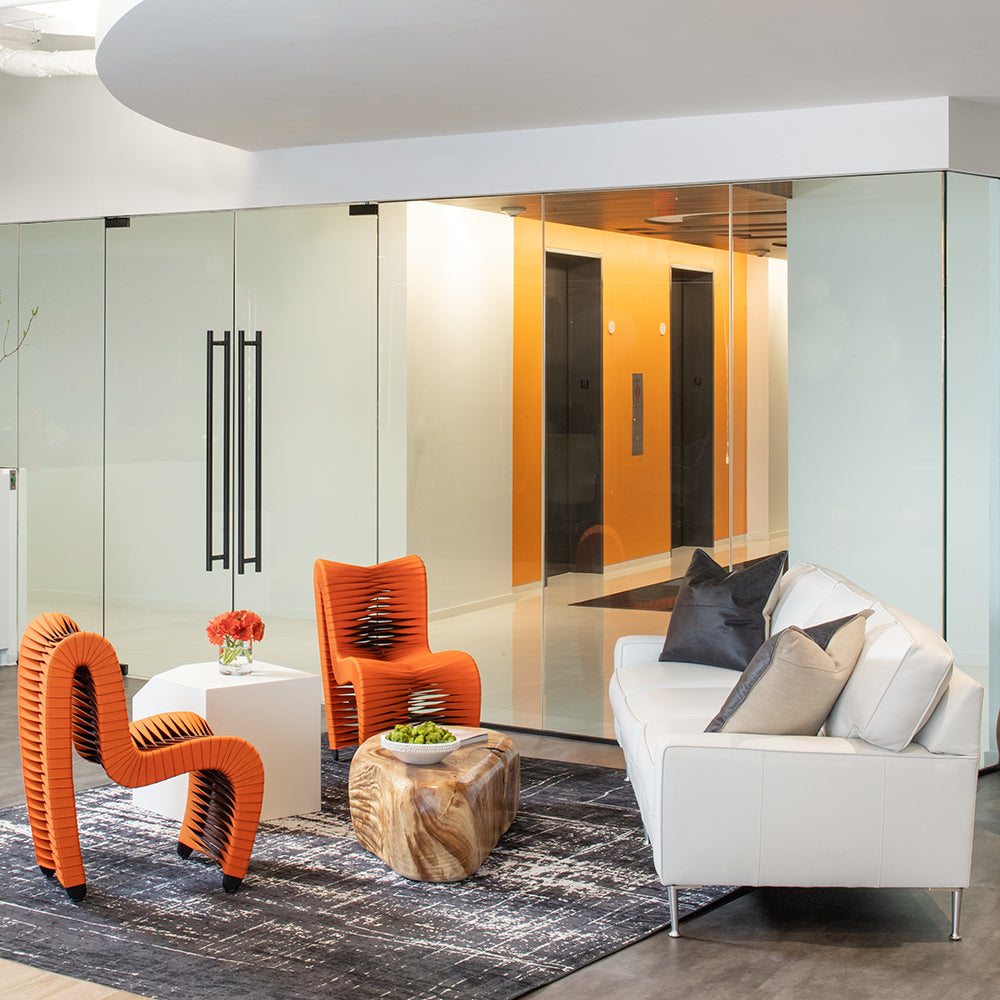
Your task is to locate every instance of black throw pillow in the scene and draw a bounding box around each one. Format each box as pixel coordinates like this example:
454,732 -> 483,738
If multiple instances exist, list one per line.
658,549 -> 788,671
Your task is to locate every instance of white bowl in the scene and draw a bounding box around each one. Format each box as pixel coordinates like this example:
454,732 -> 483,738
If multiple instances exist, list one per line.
380,732 -> 459,765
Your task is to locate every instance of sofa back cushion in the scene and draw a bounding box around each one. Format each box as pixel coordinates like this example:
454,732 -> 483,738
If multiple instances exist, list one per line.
772,563 -> 954,752
770,562 -> 873,633
825,601 -> 954,751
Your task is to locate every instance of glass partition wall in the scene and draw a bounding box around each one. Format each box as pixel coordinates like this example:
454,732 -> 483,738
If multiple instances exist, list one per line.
400,185 -> 790,737
399,175 -> 999,759
3,175 -> 997,759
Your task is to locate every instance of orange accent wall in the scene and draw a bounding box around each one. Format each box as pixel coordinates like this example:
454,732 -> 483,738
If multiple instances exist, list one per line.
511,221 -> 749,588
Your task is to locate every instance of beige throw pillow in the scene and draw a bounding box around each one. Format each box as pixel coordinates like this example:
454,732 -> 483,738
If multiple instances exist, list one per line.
706,611 -> 872,736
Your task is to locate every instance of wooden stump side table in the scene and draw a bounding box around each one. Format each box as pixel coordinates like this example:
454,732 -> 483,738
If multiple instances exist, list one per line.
348,730 -> 519,882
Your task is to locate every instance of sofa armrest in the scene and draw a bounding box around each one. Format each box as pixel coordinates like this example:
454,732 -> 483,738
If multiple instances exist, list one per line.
647,732 -> 979,891
614,635 -> 664,671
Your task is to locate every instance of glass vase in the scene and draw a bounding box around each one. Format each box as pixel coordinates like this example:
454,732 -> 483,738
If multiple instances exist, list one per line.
218,639 -> 253,676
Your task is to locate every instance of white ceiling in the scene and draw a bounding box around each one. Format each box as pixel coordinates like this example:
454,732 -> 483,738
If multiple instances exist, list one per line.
83,0 -> 1000,152
0,1 -> 95,37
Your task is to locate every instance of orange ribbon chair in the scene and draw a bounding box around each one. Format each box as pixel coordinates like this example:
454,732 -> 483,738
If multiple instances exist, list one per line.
313,555 -> 482,750
17,613 -> 264,901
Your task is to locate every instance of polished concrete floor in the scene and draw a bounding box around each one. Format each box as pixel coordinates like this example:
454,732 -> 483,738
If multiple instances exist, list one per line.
2,666 -> 1000,997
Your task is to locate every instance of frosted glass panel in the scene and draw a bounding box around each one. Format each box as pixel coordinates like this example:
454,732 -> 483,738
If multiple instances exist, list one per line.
105,206 -> 380,678
18,220 -> 105,631
0,225 -> 17,467
233,204 -> 379,670
787,174 -> 944,628
944,171 -> 1000,761
104,212 -> 236,675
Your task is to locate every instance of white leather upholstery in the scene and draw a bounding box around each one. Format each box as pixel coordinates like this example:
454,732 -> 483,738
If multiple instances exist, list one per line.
610,561 -> 984,901
771,565 -> 957,751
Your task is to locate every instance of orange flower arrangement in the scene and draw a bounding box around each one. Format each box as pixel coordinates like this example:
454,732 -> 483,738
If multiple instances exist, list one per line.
207,610 -> 265,665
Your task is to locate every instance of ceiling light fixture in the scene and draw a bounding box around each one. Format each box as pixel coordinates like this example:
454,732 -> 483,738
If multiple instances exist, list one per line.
500,205 -> 527,217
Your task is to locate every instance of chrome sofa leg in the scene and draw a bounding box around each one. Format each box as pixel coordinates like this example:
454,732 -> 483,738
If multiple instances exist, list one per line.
668,885 -> 680,938
950,888 -> 963,941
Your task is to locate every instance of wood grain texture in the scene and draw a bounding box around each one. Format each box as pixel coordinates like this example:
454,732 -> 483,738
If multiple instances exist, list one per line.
349,730 -> 519,881
0,957 -> 151,1000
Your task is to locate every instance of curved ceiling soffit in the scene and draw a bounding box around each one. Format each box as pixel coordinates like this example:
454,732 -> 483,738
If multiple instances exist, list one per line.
95,0 -> 1000,153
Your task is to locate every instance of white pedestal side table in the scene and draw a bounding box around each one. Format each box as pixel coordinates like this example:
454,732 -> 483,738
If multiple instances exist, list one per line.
131,662 -> 323,821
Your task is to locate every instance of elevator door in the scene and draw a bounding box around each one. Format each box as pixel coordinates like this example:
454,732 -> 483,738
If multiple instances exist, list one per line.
670,267 -> 715,548
545,253 -> 603,577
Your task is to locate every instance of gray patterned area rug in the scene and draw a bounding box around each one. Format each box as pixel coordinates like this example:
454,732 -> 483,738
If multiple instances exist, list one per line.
0,748 -> 734,1000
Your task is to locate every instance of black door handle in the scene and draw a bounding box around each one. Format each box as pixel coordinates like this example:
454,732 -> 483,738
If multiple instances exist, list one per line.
206,330 -> 231,571
237,330 -> 263,574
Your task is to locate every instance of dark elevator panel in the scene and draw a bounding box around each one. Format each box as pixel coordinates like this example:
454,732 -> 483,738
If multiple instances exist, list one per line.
545,253 -> 603,577
670,267 -> 715,548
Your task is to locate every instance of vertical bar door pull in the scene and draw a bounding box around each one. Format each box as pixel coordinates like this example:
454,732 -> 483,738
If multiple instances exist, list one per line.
205,330 -> 231,571
237,330 -> 263,574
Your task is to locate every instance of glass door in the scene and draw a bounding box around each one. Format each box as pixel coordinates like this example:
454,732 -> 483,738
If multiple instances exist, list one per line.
104,205 -> 380,678
104,212 -> 237,676
231,204 -> 378,670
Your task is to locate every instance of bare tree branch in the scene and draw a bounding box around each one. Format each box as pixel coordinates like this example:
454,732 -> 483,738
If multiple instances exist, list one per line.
0,290 -> 37,364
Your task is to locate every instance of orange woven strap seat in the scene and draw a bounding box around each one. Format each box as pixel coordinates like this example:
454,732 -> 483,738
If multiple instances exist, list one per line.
17,613 -> 264,901
314,555 -> 482,749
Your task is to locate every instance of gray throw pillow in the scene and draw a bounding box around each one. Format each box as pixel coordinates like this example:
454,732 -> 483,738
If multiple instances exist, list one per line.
705,611 -> 873,736
659,549 -> 788,671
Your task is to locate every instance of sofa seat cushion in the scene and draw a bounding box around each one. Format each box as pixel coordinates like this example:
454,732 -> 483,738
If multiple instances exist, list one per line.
609,661 -> 734,771
658,549 -> 788,672
612,679 -> 733,739
615,660 -> 744,693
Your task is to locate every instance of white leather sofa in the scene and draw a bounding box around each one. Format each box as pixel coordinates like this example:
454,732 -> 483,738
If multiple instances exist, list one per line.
609,561 -> 984,939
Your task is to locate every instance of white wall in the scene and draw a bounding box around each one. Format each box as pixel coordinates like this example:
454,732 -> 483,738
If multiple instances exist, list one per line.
2,69 -> 996,227
745,256 -> 768,540
787,173 -> 945,629
402,202 -> 514,614
768,262 -> 789,537
745,256 -> 788,542
0,76 -> 252,225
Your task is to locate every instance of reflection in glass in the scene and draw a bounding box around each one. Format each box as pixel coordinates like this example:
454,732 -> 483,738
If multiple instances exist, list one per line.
402,187 -> 789,737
